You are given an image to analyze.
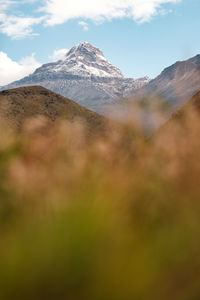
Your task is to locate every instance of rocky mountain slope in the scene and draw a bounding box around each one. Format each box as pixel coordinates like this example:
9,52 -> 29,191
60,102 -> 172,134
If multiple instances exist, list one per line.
1,42 -> 149,113
135,54 -> 200,111
0,86 -> 109,135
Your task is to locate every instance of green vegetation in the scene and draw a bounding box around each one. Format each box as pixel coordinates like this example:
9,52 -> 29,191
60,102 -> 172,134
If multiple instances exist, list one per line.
0,90 -> 200,299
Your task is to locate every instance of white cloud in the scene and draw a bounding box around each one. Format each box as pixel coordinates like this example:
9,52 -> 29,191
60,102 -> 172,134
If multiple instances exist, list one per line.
0,0 -> 181,39
78,21 -> 89,31
49,48 -> 69,61
42,0 -> 180,26
0,1 -> 43,39
0,52 -> 41,86
0,13 -> 43,39
0,0 -> 14,11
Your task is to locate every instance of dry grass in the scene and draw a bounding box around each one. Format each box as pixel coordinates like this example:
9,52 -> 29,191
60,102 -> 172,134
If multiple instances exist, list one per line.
0,91 -> 200,299
0,86 -> 109,136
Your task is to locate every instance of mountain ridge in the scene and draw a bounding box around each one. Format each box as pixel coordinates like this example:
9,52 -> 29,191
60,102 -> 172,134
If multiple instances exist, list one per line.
134,54 -> 200,111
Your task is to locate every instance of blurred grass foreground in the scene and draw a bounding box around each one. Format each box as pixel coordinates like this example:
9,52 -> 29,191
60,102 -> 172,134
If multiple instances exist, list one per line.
0,103 -> 200,299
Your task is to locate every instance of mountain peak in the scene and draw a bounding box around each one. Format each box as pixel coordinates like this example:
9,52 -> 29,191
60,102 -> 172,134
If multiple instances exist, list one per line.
67,41 -> 104,57
77,41 -> 98,49
59,42 -> 124,78
32,41 -> 124,78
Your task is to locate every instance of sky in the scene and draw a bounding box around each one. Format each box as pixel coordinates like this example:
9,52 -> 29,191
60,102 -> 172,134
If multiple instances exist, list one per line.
0,0 -> 200,85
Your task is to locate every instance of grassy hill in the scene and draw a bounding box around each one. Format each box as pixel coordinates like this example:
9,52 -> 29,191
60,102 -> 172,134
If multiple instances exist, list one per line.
0,86 -> 109,135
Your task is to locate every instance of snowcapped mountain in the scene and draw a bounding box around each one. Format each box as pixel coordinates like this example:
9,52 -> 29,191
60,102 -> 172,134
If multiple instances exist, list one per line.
1,42 -> 150,113
52,42 -> 124,78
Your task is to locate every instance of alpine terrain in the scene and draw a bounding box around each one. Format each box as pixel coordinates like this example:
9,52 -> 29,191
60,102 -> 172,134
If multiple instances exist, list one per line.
1,42 -> 149,113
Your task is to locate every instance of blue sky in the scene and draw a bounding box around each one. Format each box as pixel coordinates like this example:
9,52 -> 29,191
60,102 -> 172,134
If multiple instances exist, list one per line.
0,0 -> 200,85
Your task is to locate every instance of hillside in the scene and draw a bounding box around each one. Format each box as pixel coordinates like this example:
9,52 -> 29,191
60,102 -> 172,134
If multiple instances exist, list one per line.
0,86 -> 109,135
163,90 -> 200,124
135,54 -> 200,111
153,90 -> 200,139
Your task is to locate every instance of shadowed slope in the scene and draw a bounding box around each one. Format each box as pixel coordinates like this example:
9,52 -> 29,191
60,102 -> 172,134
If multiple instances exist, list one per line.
162,90 -> 200,125
170,90 -> 200,119
153,90 -> 200,140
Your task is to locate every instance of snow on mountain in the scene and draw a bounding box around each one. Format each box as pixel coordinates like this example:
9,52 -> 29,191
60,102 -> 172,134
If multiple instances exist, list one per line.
53,41 -> 124,78
1,42 -> 150,113
32,41 -> 124,80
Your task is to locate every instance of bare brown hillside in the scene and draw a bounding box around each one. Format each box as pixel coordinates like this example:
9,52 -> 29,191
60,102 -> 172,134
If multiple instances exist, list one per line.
0,86 -> 109,135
